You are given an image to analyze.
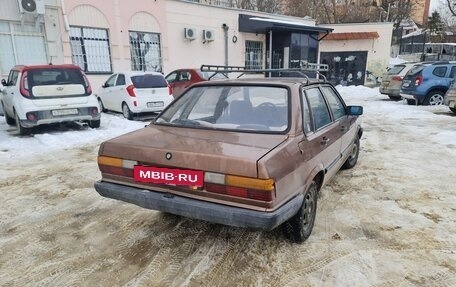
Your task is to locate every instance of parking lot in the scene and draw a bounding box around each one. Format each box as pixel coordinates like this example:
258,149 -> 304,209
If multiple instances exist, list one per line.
1,86 -> 455,287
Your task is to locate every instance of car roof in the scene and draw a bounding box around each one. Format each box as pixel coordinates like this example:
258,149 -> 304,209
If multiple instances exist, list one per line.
13,64 -> 82,72
116,71 -> 165,77
189,77 -> 326,88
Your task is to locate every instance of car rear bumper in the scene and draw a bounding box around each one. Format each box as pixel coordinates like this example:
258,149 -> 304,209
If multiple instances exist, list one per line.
94,181 -> 303,231
19,107 -> 100,127
379,87 -> 400,96
444,95 -> 456,108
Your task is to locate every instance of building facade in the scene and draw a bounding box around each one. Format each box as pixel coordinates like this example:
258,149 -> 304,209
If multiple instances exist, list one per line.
0,0 -> 392,88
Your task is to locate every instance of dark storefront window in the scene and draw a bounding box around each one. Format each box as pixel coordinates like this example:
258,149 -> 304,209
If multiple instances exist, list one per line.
320,51 -> 368,86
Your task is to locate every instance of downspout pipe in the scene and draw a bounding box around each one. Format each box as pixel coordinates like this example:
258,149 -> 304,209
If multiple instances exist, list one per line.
60,0 -> 70,31
222,23 -> 229,67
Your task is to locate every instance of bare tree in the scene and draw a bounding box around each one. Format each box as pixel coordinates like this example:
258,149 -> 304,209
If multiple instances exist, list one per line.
446,0 -> 456,15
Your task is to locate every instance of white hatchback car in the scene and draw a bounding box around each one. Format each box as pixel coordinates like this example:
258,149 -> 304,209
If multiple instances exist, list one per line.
96,72 -> 174,120
1,64 -> 100,135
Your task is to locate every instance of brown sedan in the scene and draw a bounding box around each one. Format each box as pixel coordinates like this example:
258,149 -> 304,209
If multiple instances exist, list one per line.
94,78 -> 363,242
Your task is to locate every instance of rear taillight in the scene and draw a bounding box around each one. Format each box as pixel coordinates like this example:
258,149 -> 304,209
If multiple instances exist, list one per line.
415,75 -> 423,86
168,84 -> 173,96
97,156 -> 136,177
20,71 -> 30,98
392,76 -> 403,81
126,84 -> 136,97
82,74 -> 92,94
26,112 -> 37,121
204,172 -> 275,202
91,107 -> 99,116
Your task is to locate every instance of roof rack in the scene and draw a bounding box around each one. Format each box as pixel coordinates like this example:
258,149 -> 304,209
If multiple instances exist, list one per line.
201,62 -> 329,83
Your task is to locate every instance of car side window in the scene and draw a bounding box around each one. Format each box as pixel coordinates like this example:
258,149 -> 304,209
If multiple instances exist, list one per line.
105,74 -> 117,87
166,72 -> 178,83
116,74 -> 126,86
450,66 -> 456,79
305,87 -> 332,130
432,67 -> 447,78
321,86 -> 346,121
301,91 -> 313,134
180,71 -> 191,81
7,71 -> 19,86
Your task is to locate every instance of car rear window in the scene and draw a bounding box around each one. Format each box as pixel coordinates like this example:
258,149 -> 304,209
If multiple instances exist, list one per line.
388,65 -> 405,75
155,85 -> 289,133
406,65 -> 425,77
131,74 -> 167,89
28,68 -> 85,86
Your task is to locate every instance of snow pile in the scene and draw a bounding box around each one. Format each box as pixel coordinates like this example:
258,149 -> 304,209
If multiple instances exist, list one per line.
389,57 -> 407,66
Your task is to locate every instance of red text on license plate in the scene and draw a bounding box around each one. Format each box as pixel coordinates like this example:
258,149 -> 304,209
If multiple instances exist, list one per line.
133,166 -> 204,187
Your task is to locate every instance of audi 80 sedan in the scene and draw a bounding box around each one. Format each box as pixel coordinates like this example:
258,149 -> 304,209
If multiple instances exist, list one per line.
94,77 -> 363,242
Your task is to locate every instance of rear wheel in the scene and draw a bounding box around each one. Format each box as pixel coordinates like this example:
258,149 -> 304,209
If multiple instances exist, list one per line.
282,181 -> 318,243
122,103 -> 133,120
15,112 -> 31,136
342,137 -> 360,169
424,91 -> 444,106
3,104 -> 15,125
388,95 -> 401,101
98,98 -> 106,112
88,119 -> 100,128
406,99 -> 416,105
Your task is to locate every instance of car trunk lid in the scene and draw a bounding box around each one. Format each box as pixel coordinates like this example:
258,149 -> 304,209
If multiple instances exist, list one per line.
100,125 -> 288,178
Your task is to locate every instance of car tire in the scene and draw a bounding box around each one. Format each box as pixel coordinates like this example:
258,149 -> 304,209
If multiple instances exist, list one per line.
3,105 -> 15,126
424,91 -> 444,106
388,96 -> 401,101
450,107 -> 456,114
342,137 -> 360,169
15,112 -> 31,136
282,181 -> 318,243
122,103 -> 133,120
98,98 -> 106,112
406,99 -> 416,105
88,119 -> 100,128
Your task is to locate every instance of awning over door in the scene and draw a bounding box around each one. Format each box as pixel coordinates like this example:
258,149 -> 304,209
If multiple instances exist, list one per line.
238,14 -> 333,35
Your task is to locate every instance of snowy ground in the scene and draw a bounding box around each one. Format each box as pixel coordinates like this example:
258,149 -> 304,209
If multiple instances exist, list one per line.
0,86 -> 455,286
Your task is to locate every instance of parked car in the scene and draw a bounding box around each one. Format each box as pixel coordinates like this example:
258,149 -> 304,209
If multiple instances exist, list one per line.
94,72 -> 363,243
380,63 -> 417,100
96,72 -> 174,120
444,80 -> 456,114
165,68 -> 227,98
401,61 -> 456,105
1,64 -> 100,135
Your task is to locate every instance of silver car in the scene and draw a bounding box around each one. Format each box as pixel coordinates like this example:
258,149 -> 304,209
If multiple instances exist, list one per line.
444,80 -> 456,114
380,63 -> 417,100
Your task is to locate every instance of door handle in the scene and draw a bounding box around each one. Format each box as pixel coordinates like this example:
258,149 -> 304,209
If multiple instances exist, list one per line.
341,126 -> 348,132
321,137 -> 330,146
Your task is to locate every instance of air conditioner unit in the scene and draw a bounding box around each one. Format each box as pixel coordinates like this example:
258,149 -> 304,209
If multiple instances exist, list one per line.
17,0 -> 45,14
203,30 -> 215,42
184,28 -> 197,40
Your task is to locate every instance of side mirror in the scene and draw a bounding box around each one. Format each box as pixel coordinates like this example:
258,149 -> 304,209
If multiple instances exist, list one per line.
102,83 -> 108,88
347,106 -> 363,116
1,79 -> 7,86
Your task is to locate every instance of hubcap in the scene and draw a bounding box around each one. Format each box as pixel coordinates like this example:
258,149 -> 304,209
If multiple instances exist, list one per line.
429,95 -> 443,105
350,142 -> 358,159
301,190 -> 315,230
123,105 -> 129,117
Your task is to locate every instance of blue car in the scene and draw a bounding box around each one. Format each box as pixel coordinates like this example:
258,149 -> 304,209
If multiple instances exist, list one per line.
401,62 -> 456,105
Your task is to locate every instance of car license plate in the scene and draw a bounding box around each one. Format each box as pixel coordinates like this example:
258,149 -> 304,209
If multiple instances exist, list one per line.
147,101 -> 164,108
133,166 -> 204,187
402,81 -> 410,87
52,108 -> 78,116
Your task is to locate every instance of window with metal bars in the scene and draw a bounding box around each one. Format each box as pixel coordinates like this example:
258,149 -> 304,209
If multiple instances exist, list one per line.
245,40 -> 263,69
129,31 -> 163,72
69,26 -> 112,74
